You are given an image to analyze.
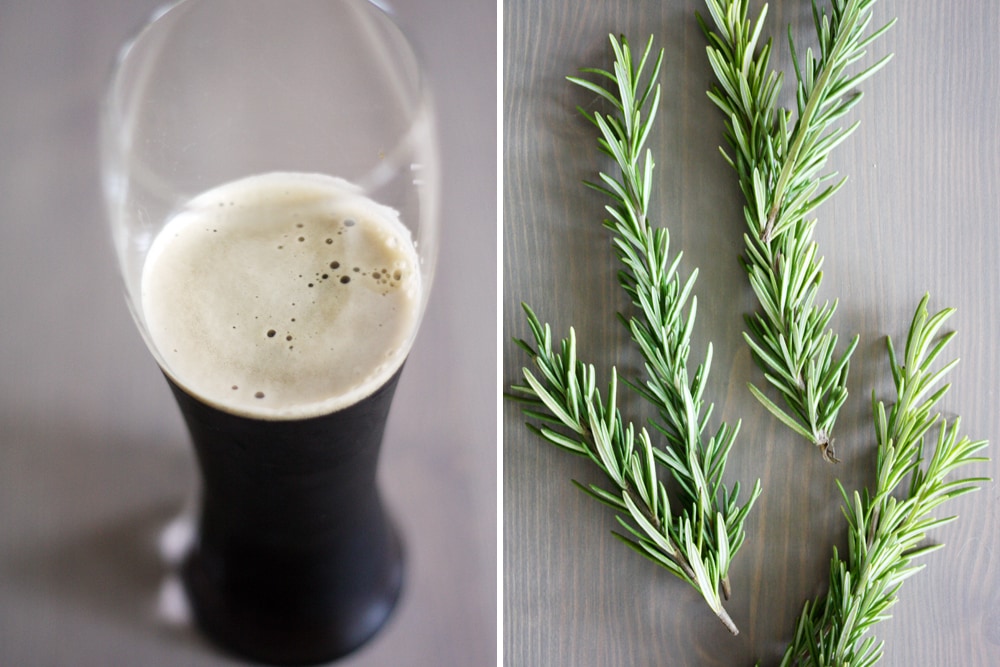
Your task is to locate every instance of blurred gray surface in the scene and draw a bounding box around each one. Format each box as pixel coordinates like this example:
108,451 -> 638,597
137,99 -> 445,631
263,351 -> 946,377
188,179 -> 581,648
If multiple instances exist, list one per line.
503,1 -> 1000,665
0,1 -> 497,665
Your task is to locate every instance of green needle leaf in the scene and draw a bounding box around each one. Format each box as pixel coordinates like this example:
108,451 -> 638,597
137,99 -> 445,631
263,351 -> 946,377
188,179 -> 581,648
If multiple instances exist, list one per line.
701,0 -> 894,457
511,33 -> 759,635
778,296 -> 990,667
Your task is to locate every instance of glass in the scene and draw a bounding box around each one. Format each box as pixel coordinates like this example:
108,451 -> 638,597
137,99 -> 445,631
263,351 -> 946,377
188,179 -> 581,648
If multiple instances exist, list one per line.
101,0 -> 439,663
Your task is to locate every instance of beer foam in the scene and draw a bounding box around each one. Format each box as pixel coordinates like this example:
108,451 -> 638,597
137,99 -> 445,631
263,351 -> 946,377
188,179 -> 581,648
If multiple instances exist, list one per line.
141,172 -> 421,419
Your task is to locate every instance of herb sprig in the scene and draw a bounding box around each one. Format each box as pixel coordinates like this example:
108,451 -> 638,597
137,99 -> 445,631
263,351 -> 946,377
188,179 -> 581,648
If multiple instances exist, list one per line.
778,295 -> 989,666
700,0 -> 894,461
510,35 -> 760,634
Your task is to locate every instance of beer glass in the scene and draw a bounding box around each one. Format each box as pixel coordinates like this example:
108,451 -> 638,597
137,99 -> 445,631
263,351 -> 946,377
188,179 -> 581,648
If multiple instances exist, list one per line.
101,1 -> 438,663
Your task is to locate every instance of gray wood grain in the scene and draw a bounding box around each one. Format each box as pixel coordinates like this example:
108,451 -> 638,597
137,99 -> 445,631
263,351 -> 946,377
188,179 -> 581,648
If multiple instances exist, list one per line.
0,1 -> 496,665
503,1 -> 1000,665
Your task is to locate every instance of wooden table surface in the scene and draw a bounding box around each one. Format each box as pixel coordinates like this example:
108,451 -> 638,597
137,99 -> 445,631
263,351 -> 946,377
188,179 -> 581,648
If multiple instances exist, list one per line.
503,1 -> 1000,665
0,1 -> 496,665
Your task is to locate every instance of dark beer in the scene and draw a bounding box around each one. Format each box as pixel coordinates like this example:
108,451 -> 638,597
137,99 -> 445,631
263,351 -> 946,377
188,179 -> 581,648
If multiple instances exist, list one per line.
169,370 -> 403,664
141,173 -> 422,664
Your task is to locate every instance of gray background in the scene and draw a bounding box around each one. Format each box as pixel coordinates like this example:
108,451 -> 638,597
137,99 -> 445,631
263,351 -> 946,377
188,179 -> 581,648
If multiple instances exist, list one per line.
0,1 -> 496,665
504,1 -> 1000,665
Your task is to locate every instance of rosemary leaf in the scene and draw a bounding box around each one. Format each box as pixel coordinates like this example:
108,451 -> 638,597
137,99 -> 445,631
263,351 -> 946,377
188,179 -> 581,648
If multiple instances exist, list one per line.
701,0 -> 894,461
778,296 -> 990,666
512,34 -> 760,634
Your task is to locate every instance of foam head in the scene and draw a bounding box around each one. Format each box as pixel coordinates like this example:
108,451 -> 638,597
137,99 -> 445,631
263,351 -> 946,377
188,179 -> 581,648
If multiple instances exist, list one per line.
141,172 -> 422,419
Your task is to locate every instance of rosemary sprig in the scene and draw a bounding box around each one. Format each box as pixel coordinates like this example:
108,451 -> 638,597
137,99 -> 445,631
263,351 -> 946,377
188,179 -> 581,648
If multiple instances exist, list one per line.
700,0 -> 895,461
510,34 -> 760,635
778,295 -> 989,666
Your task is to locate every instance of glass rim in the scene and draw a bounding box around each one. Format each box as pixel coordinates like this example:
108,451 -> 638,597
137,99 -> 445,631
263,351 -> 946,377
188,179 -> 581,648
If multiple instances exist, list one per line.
101,0 -> 437,200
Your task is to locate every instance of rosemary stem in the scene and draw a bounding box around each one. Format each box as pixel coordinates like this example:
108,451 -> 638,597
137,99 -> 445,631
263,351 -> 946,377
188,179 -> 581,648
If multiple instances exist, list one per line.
717,606 -> 739,636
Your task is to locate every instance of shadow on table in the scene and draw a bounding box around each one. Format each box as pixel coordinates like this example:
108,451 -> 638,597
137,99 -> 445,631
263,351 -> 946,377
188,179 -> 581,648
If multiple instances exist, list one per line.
0,414 -> 210,655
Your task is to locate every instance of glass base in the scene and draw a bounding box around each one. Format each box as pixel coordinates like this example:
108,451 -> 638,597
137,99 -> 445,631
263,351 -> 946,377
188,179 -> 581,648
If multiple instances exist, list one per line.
181,523 -> 404,665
